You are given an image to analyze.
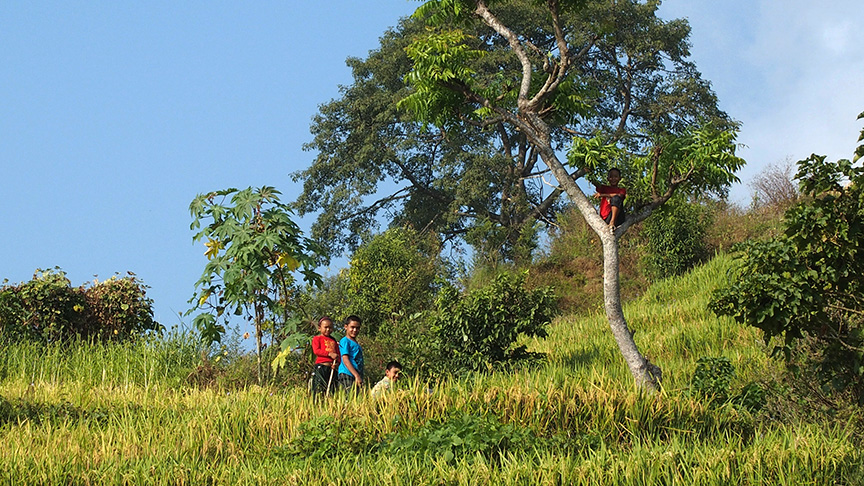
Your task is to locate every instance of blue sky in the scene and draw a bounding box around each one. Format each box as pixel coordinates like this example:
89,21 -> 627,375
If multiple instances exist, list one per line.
2,1 -> 862,333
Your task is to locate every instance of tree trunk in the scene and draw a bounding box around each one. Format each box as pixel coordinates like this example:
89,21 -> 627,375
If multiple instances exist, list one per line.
601,235 -> 662,390
255,303 -> 264,385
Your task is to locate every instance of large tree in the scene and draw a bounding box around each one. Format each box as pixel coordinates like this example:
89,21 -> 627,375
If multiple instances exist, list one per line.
399,0 -> 744,390
293,0 -> 732,263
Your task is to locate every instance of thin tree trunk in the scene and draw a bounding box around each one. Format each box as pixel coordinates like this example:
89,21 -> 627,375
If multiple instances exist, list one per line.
255,303 -> 264,385
601,236 -> 662,390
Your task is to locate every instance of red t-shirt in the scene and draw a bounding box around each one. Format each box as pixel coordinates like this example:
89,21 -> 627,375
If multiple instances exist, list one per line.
312,335 -> 338,365
595,184 -> 626,220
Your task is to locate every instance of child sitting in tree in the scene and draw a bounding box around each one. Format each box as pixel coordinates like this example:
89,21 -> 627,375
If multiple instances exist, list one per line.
311,316 -> 339,397
593,167 -> 626,231
370,361 -> 402,399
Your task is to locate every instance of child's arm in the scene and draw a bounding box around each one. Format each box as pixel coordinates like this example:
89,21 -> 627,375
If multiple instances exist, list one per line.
341,354 -> 363,386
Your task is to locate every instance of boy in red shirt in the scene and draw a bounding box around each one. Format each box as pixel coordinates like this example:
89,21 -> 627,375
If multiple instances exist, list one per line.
594,167 -> 626,231
311,316 -> 339,397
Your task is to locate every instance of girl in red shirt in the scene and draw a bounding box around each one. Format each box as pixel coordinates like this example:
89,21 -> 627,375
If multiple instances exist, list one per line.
311,316 -> 339,397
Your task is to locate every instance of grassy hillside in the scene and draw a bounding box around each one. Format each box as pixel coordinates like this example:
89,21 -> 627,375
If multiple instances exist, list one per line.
1,255 -> 861,485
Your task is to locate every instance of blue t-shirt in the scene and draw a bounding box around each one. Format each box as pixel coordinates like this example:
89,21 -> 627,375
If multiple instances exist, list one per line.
338,336 -> 364,378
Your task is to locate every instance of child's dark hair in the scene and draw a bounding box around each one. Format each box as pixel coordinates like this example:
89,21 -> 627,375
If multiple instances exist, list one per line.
345,315 -> 362,325
386,360 -> 402,371
318,315 -> 333,326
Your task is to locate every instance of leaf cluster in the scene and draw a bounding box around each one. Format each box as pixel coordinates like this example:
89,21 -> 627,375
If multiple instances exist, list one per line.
641,198 -> 710,280
429,271 -> 557,374
690,356 -> 766,412
345,227 -> 442,337
188,186 -> 324,347
296,0 -> 734,262
387,412 -> 535,464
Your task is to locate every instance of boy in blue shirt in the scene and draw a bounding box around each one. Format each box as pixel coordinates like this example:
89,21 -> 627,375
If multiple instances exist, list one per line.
337,315 -> 364,393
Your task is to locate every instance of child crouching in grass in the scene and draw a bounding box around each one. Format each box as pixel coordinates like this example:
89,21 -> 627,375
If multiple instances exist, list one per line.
370,361 -> 402,399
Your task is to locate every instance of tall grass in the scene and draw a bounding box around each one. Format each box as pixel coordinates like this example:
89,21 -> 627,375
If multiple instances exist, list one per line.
0,256 -> 861,484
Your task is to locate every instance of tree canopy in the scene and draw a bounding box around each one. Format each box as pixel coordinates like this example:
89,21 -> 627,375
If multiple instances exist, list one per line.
393,0 -> 744,390
294,0 -> 734,262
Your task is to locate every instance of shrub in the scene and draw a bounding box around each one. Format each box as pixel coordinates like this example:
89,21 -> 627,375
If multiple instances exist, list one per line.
429,272 -> 556,374
691,356 -> 765,412
0,268 -> 160,343
642,199 -> 710,280
346,227 -> 442,336
81,273 -> 158,339
387,413 -> 535,464
710,128 -> 864,404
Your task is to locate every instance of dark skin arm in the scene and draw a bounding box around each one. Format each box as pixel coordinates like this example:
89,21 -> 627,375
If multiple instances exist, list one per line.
341,355 -> 363,386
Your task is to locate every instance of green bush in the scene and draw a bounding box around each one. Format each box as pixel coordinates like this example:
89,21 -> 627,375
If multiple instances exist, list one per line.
429,272 -> 556,374
710,135 -> 864,404
346,227 -> 442,336
0,268 -> 160,343
387,413 -> 535,464
642,199 -> 710,280
690,356 -> 765,412
691,356 -> 735,403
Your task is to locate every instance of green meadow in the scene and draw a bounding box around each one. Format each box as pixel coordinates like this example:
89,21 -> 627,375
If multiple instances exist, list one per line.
1,255 -> 861,485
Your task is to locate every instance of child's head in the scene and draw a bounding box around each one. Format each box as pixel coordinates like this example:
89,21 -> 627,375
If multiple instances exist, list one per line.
344,315 -> 361,339
608,168 -> 621,186
385,360 -> 402,382
317,316 -> 334,336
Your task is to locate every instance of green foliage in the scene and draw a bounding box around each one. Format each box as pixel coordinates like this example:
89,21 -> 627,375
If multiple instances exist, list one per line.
642,199 -> 710,280
188,186 -> 322,353
0,268 -> 85,342
430,272 -> 556,374
690,357 -> 766,413
0,268 -> 159,343
387,413 -> 534,464
346,227 -> 441,336
711,114 -> 864,402
691,356 -> 735,403
279,415 -> 381,461
82,274 -> 160,339
572,125 -> 745,214
297,0 -> 734,264
400,28 -> 485,127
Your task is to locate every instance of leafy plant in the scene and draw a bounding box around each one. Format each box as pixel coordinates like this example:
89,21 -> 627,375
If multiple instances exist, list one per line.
279,415 -> 380,461
345,227 -> 441,336
691,356 -> 735,403
690,356 -> 765,412
430,272 -> 556,374
386,413 -> 534,464
187,186 -> 323,383
710,111 -> 864,403
641,199 -> 710,280
0,268 -> 159,343
81,273 -> 158,340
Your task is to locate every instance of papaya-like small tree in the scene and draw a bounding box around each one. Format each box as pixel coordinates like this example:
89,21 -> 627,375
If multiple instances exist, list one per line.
188,186 -> 323,383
